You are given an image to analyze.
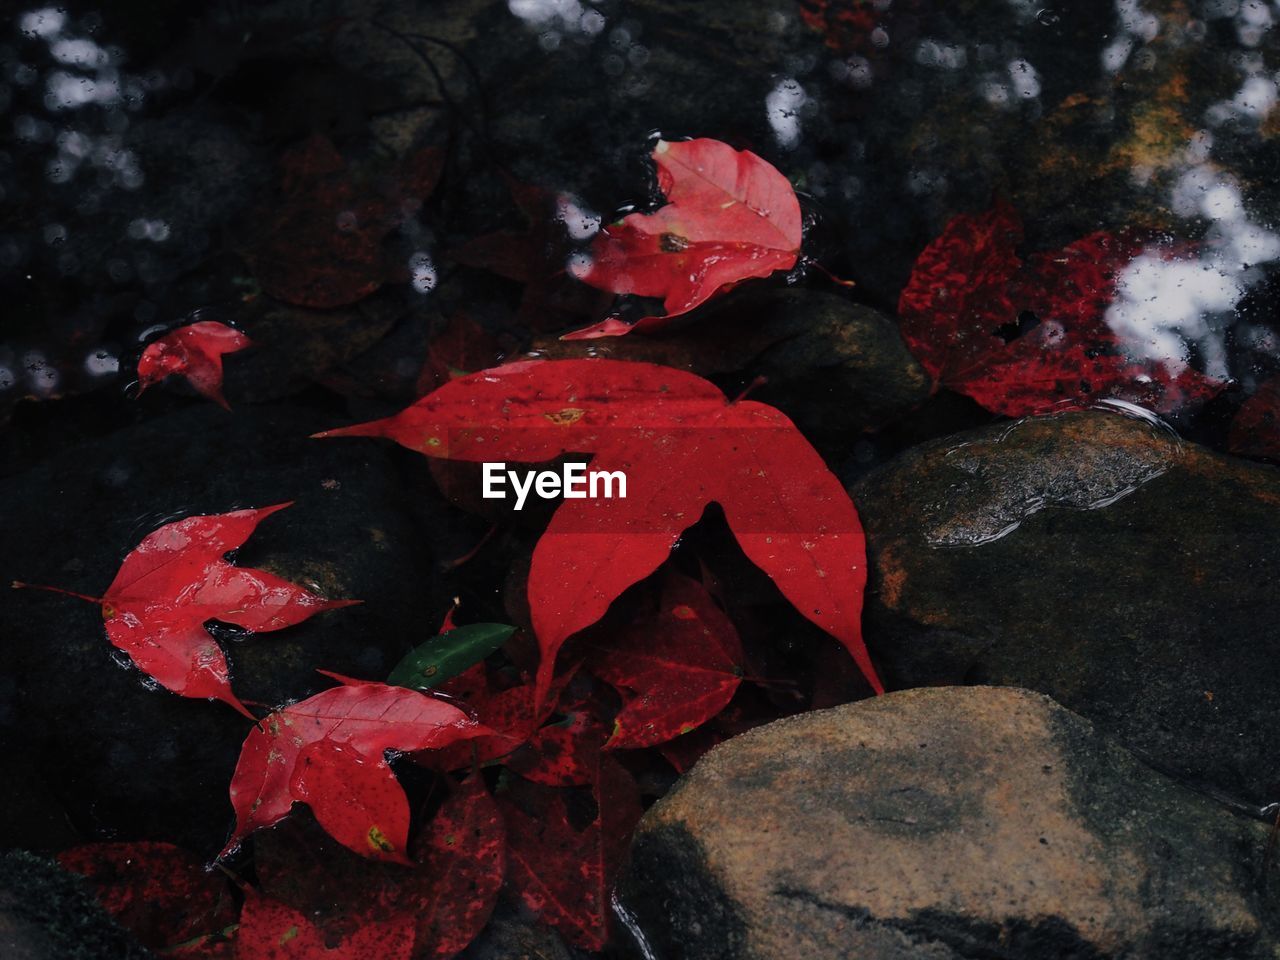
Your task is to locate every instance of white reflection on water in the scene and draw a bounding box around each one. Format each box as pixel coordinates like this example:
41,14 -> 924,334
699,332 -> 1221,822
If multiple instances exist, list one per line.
766,77 -> 808,149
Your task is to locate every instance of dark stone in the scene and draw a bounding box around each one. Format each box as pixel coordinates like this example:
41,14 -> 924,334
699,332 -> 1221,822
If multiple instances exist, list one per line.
618,687 -> 1280,960
0,402 -> 446,853
852,411 -> 1280,809
0,851 -> 150,960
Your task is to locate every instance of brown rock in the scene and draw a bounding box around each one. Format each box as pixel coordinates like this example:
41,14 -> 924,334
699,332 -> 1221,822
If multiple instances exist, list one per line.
618,687 -> 1280,960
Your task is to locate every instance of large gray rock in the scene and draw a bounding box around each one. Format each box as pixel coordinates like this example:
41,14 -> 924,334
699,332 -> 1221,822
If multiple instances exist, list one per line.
619,687 -> 1280,960
853,410 -> 1280,809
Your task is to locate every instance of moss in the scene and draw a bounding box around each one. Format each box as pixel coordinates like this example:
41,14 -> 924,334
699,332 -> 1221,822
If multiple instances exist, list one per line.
0,851 -> 151,960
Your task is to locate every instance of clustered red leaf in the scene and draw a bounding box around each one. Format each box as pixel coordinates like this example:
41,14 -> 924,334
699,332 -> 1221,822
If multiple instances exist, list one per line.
316,358 -> 882,707
137,321 -> 253,410
223,672 -> 482,861
100,504 -> 355,718
565,138 -> 802,338
898,200 -> 1226,417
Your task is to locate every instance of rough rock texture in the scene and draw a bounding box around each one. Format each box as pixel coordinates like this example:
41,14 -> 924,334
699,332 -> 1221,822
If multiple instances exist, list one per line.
854,411 -> 1280,808
0,402 -> 446,852
0,852 -> 150,960
619,687 -> 1280,960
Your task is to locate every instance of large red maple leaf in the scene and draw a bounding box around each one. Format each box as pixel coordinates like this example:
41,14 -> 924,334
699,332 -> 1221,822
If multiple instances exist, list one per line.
136,321 -> 253,410
14,504 -> 355,719
565,138 -> 802,339
315,359 -> 881,709
897,201 -> 1225,417
222,672 -> 482,862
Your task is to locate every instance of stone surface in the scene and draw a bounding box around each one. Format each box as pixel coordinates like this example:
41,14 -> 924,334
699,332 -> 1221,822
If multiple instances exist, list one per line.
0,852 -> 150,960
619,686 -> 1280,960
853,410 -> 1280,809
0,402 -> 448,852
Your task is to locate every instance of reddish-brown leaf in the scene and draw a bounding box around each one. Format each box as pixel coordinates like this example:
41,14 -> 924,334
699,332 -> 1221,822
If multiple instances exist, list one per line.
898,201 -> 1225,417
236,892 -> 415,960
410,774 -> 506,958
588,573 -> 743,749
137,321 -> 252,410
565,138 -> 801,338
223,673 -> 482,860
507,705 -> 606,786
247,135 -> 443,309
57,842 -> 236,953
315,359 -> 880,710
1230,375 -> 1280,459
498,753 -> 643,950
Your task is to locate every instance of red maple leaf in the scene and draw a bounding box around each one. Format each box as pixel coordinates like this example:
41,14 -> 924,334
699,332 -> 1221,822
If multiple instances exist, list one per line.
235,891 -> 415,960
222,672 -> 483,861
14,504 -> 355,719
587,572 -> 744,749
1230,375 -> 1280,459
410,773 -> 506,957
246,134 -> 444,309
898,201 -> 1225,417
498,752 -> 643,950
565,138 -> 802,339
315,359 -> 881,709
57,842 -> 236,955
137,321 -> 252,410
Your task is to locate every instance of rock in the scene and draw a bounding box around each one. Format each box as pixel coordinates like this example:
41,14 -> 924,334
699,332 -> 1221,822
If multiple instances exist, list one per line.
0,851 -> 150,960
619,686 -> 1280,960
0,402 -> 449,852
457,897 -> 574,960
852,410 -> 1280,808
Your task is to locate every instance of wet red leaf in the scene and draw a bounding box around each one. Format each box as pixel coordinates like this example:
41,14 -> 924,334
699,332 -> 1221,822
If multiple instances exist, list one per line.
137,321 -> 252,410
236,892 -> 415,960
223,673 -> 482,861
507,704 -> 606,786
247,135 -> 443,309
410,774 -> 506,957
898,201 -> 1225,417
588,573 -> 744,749
57,842 -> 236,954
316,359 -> 881,709
498,753 -> 642,950
1230,375 -> 1280,459
565,138 -> 802,338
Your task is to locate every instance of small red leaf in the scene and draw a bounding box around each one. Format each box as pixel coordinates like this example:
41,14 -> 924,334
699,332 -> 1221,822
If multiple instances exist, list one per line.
507,706 -> 605,786
411,774 -> 506,957
236,892 -> 414,960
137,321 -> 252,410
589,573 -> 743,749
566,138 -> 801,338
223,678 -> 481,858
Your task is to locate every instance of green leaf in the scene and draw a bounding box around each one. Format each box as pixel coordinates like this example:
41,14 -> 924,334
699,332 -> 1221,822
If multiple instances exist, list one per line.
386,623 -> 516,690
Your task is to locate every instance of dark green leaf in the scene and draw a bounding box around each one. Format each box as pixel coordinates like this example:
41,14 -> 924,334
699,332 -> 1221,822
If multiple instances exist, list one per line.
387,624 -> 516,690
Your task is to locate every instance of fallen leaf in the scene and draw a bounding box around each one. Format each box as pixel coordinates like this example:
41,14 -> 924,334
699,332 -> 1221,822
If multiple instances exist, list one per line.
386,623 -> 516,691
498,753 -> 642,950
57,842 -> 236,954
588,573 -> 744,749
137,321 -> 252,410
411,774 -> 506,958
315,359 -> 881,709
565,138 -> 801,338
15,504 -> 356,718
1230,375 -> 1280,459
247,135 -> 443,309
897,201 -> 1225,416
236,891 -> 415,960
506,703 -> 605,786
223,672 -> 482,860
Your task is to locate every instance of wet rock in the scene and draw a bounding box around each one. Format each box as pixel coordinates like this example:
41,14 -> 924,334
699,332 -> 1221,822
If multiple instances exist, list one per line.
853,410 -> 1280,807
0,403 -> 447,852
457,897 -> 574,960
619,686 -> 1280,960
533,289 -> 930,441
0,851 -> 150,960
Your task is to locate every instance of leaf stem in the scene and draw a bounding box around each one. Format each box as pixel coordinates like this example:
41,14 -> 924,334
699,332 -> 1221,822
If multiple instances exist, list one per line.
731,376 -> 768,404
11,581 -> 104,604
